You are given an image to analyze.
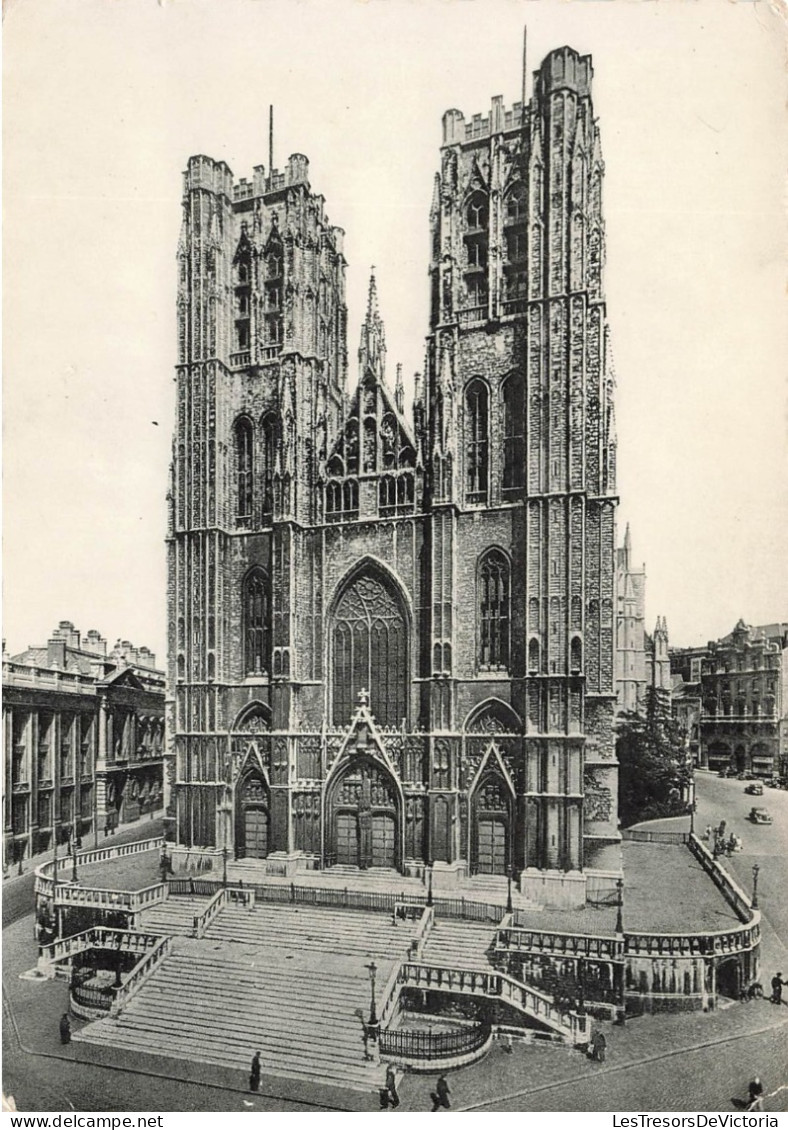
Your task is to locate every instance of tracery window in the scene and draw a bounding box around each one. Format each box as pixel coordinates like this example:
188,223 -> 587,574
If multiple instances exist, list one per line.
502,374 -> 525,490
467,192 -> 488,230
465,380 -> 489,503
325,479 -> 358,523
478,550 -> 511,670
243,568 -> 271,676
332,572 -> 407,728
234,417 -> 254,523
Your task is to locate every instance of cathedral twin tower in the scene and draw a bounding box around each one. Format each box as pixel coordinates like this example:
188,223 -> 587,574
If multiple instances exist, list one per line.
167,42 -> 619,905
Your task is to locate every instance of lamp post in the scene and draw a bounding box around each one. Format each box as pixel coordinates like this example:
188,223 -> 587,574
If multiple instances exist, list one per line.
426,861 -> 433,908
51,817 -> 60,939
506,865 -> 514,915
615,876 -> 624,934
222,844 -> 229,889
366,961 -> 378,1027
751,863 -> 760,910
576,956 -> 586,1017
70,829 -> 78,883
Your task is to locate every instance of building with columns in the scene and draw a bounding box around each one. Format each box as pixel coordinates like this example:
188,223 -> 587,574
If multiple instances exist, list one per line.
3,622 -> 165,867
167,42 -> 621,905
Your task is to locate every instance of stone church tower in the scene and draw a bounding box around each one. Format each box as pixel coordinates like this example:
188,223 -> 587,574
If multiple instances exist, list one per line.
167,41 -> 620,905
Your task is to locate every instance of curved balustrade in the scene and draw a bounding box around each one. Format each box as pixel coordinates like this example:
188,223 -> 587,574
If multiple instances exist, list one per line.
36,837 -> 164,880
496,926 -> 623,962
624,923 -> 760,959
71,979 -> 115,1015
379,1022 -> 491,1062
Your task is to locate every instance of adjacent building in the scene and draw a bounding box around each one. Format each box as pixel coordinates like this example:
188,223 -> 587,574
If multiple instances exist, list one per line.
645,617 -> 671,719
3,622 -> 165,867
167,42 -> 621,904
615,525 -> 646,714
670,645 -> 705,766
699,620 -> 788,777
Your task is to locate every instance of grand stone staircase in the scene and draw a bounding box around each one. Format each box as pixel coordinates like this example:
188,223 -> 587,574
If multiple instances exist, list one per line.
73,902 -> 408,1091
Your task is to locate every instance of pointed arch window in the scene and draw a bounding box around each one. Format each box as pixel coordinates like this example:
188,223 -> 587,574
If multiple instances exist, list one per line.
479,550 -> 510,671
265,239 -> 284,346
234,417 -> 254,524
243,569 -> 271,676
332,571 -> 407,728
502,374 -> 525,490
466,192 -> 488,231
261,413 -> 277,520
505,183 -> 527,224
465,380 -> 489,503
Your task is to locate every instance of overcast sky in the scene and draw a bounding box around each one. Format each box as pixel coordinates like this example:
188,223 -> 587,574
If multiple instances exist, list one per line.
4,0 -> 787,665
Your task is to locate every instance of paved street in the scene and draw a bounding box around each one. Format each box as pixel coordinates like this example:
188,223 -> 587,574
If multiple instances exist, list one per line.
632,770 -> 788,973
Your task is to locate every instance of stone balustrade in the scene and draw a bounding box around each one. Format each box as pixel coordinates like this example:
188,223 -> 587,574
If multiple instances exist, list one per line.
395,962 -> 587,1044
496,925 -> 624,962
110,935 -> 172,1016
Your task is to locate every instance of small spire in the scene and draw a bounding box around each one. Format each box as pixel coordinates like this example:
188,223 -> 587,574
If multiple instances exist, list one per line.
395,363 -> 404,414
366,268 -> 378,320
623,522 -> 632,553
358,268 -> 386,383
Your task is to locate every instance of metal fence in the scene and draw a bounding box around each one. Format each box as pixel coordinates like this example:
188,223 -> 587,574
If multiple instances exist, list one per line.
164,878 -> 507,923
379,1022 -> 490,1061
71,979 -> 114,1013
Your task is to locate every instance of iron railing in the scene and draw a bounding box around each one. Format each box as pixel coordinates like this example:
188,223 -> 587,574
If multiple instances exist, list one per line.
71,979 -> 115,1013
379,1022 -> 490,1061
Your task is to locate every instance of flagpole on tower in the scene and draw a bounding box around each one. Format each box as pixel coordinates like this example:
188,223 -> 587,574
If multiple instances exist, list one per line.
522,25 -> 528,111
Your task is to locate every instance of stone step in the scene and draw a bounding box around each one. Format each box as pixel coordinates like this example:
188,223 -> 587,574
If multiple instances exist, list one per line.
139,896 -> 212,936
73,904 -> 403,1092
421,922 -> 496,970
206,905 -> 407,959
78,1024 -> 381,1091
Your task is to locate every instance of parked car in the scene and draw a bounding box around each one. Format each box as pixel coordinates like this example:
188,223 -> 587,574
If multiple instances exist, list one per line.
749,807 -> 773,825
745,782 -> 764,796
725,768 -> 738,778
766,778 -> 783,789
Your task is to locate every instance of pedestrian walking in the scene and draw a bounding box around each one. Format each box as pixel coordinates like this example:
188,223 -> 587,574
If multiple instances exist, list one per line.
385,1065 -> 400,1109
59,1013 -> 71,1045
249,1050 -> 261,1092
747,1076 -> 764,1111
770,972 -> 785,1005
430,1073 -> 450,1111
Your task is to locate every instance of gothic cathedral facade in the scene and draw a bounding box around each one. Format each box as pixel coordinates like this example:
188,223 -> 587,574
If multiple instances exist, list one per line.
167,43 -> 620,904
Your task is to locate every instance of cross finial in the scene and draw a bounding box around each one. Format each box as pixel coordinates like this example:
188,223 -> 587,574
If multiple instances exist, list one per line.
358,688 -> 369,707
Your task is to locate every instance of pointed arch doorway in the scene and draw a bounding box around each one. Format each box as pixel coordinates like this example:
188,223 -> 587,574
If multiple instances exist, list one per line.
471,771 -> 514,876
236,772 -> 271,860
326,756 -> 401,871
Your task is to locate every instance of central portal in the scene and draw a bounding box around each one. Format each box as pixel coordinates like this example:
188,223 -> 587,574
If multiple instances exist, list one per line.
327,756 -> 400,871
